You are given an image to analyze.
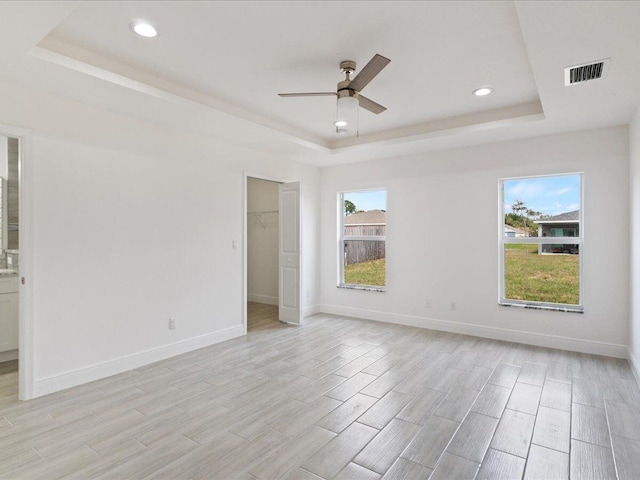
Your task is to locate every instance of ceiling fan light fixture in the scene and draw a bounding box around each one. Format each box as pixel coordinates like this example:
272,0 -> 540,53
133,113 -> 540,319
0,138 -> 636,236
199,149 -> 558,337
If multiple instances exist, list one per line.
337,95 -> 359,110
336,93 -> 358,134
130,21 -> 158,38
472,87 -> 493,96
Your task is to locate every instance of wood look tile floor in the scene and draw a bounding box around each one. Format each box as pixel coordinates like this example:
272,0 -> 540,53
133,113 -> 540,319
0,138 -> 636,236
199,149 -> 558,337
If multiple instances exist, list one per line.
1,303 -> 640,479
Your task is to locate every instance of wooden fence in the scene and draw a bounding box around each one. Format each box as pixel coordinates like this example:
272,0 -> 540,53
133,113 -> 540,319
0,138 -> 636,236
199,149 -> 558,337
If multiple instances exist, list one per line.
344,225 -> 386,265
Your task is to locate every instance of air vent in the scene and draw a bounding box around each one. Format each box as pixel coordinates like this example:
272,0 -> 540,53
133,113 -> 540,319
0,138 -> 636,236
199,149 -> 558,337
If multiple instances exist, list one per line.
564,58 -> 610,86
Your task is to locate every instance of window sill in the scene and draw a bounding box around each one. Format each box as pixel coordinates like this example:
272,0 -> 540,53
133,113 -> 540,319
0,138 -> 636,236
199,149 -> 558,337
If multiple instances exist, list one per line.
337,284 -> 386,293
499,302 -> 583,314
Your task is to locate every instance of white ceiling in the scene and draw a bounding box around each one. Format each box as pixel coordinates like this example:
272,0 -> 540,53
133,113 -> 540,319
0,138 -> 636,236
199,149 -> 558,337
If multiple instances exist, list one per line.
0,1 -> 640,166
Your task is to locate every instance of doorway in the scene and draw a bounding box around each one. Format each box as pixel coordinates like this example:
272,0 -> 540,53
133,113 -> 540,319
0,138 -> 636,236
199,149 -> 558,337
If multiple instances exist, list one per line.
0,133 -> 20,399
0,125 -> 33,400
243,173 -> 302,332
246,177 -> 280,331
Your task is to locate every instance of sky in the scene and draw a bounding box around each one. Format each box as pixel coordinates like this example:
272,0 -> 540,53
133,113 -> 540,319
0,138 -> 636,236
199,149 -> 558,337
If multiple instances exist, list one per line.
342,176 -> 578,216
503,174 -> 580,216
344,189 -> 386,212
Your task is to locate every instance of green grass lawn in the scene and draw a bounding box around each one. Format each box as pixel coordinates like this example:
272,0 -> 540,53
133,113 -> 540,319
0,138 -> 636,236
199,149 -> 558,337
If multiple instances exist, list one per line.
505,246 -> 579,305
344,258 -> 386,287
505,243 -> 539,253
344,248 -> 578,305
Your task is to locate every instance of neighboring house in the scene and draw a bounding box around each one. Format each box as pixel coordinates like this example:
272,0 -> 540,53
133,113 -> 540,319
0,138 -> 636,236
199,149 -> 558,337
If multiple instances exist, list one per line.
534,210 -> 580,254
504,225 -> 527,238
344,209 -> 386,232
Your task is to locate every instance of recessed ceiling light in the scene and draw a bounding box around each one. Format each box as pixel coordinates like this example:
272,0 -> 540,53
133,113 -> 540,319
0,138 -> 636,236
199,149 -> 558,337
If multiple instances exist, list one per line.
130,21 -> 158,38
472,87 -> 493,96
334,120 -> 348,127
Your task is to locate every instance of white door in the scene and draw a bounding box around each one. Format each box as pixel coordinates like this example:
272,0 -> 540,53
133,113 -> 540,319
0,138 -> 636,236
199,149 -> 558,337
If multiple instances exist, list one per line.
279,181 -> 302,324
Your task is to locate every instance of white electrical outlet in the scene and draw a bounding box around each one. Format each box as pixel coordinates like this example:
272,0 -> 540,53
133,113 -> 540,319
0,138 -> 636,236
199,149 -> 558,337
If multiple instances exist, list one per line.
232,240 -> 238,250
306,290 -> 311,299
169,319 -> 176,330
425,299 -> 431,308
450,302 -> 457,311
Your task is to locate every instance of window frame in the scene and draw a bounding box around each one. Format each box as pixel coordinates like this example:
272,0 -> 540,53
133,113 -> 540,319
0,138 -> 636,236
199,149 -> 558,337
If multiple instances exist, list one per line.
498,173 -> 584,312
338,188 -> 387,291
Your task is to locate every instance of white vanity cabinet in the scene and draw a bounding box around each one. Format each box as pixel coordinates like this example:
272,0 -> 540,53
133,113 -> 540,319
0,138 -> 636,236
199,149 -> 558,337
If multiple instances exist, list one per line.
0,275 -> 18,353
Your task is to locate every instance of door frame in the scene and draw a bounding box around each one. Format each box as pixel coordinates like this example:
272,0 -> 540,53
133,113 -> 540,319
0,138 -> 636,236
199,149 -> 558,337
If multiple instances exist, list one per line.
242,171 -> 290,333
0,123 -> 34,400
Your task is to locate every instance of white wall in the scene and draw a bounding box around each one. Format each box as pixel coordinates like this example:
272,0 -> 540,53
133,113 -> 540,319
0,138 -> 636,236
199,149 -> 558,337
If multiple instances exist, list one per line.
321,127 -> 630,357
247,177 -> 279,304
630,106 -> 640,377
0,79 -> 320,395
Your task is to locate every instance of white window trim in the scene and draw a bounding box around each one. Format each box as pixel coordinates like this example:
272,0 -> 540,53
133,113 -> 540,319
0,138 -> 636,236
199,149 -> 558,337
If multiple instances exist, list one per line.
498,173 -> 584,312
338,189 -> 387,291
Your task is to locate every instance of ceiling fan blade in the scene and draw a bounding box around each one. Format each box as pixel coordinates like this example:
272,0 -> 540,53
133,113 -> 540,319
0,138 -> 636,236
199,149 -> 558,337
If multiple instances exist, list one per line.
357,94 -> 387,114
348,54 -> 391,92
278,92 -> 336,97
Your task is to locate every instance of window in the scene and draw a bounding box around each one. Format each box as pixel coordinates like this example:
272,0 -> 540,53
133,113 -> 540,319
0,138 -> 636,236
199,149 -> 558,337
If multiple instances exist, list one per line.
499,174 -> 583,311
339,189 -> 386,290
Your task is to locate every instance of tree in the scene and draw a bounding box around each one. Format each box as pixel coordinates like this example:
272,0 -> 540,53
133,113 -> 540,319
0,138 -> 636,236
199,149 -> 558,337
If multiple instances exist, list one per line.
344,199 -> 357,216
526,209 -> 543,237
509,199 -> 541,237
511,199 -> 527,230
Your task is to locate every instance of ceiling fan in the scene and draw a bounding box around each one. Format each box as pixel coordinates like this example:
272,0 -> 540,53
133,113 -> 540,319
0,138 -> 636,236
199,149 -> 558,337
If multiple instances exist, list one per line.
278,54 -> 391,115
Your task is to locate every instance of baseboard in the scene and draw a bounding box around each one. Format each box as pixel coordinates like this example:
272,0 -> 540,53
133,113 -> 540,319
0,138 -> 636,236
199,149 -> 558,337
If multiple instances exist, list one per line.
248,294 -> 278,305
320,304 -> 627,358
303,304 -> 321,318
33,324 -> 244,398
629,348 -> 640,387
0,349 -> 18,363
